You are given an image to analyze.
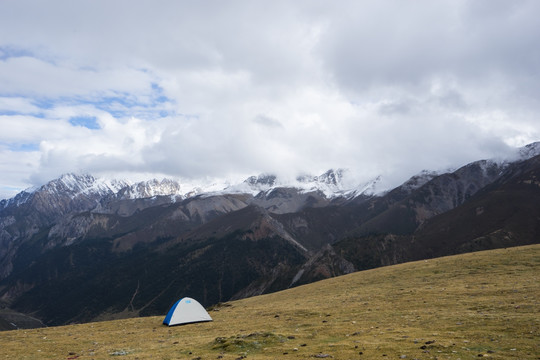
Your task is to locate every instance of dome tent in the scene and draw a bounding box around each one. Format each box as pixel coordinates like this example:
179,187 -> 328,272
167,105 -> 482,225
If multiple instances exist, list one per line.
163,297 -> 213,326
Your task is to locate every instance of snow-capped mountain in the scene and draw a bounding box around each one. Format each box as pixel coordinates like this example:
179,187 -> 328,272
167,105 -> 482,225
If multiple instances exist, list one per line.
0,175 -> 185,211
43,173 -> 130,198
156,169 -> 382,200
223,169 -> 382,199
518,141 -> 540,160
0,174 -> 129,209
399,170 -> 440,194
1,169 -> 379,209
298,169 -> 359,197
117,178 -> 183,200
2,141 -> 540,209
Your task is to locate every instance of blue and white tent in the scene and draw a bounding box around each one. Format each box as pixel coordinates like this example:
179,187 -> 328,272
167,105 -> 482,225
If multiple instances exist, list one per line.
163,297 -> 213,326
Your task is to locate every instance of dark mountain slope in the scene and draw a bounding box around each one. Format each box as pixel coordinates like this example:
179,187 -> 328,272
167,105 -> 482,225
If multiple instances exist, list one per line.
1,202 -> 313,325
0,193 -> 251,281
348,159 -> 505,236
411,154 -> 540,258
336,155 -> 540,271
272,160 -> 504,252
0,307 -> 45,331
7,230 -> 306,326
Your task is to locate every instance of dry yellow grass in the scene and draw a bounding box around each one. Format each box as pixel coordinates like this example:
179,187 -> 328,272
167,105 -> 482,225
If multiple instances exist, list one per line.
1,244 -> 538,359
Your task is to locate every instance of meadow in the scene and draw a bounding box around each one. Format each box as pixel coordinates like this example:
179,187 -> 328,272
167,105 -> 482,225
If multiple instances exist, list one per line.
1,244 -> 538,359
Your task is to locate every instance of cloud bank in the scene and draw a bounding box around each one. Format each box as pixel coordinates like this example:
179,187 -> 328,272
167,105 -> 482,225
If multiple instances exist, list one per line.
0,0 -> 539,198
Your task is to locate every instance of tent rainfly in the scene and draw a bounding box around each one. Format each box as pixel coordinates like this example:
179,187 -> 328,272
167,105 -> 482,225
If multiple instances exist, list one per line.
163,297 -> 213,326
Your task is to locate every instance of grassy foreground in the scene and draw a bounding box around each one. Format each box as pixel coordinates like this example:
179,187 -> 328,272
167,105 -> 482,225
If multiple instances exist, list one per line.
1,245 -> 538,360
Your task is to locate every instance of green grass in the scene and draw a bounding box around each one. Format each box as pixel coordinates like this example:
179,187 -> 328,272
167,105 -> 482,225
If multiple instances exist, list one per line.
1,244 -> 538,359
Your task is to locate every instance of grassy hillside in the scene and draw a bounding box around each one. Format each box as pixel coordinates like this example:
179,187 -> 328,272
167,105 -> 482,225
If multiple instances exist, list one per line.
0,245 -> 538,359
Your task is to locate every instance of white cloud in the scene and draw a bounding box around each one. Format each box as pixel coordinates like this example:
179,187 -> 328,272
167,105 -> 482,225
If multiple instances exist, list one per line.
0,56 -> 154,99
0,0 -> 538,199
0,97 -> 41,114
0,116 -> 67,143
0,147 -> 40,198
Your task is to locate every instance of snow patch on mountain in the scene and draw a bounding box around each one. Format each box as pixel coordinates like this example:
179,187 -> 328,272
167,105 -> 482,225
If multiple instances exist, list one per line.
118,178 -> 183,200
518,141 -> 540,160
220,169 -> 383,199
1,174 -> 127,209
0,190 -> 34,209
42,173 -> 130,199
1,169 -> 386,208
399,170 -> 440,193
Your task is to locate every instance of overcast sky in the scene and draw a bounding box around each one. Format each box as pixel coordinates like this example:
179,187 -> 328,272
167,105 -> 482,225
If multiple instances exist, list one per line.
1,0 -> 539,199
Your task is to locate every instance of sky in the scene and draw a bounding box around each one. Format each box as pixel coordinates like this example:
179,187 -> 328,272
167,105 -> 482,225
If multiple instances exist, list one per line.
1,0 -> 539,199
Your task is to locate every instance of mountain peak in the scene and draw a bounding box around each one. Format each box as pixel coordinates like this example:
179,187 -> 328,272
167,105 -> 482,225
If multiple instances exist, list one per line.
48,173 -> 96,193
244,174 -> 277,187
118,178 -> 183,200
519,141 -> 540,160
400,170 -> 440,193
40,173 -> 130,199
315,168 -> 347,186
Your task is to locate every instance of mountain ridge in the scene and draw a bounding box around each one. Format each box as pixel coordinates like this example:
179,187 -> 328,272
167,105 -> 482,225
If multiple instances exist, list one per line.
2,141 -> 539,207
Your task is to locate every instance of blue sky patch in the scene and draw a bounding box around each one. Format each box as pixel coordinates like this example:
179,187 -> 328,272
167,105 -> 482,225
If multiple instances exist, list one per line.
0,46 -> 34,60
69,116 -> 100,129
0,110 -> 18,116
6,142 -> 40,152
32,98 -> 55,109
